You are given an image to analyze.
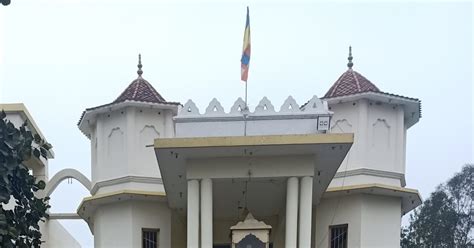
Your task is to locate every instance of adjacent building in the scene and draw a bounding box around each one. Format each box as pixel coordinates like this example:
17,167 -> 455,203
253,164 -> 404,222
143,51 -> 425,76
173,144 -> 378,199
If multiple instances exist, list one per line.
0,103 -> 81,248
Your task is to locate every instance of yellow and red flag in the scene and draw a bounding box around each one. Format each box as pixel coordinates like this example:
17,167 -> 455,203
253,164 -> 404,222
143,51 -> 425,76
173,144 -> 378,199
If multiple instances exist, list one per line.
241,7 -> 251,82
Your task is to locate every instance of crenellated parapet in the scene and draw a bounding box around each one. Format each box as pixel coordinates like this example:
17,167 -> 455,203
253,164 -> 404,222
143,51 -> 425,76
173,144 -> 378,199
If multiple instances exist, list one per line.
175,96 -> 333,137
179,95 -> 330,118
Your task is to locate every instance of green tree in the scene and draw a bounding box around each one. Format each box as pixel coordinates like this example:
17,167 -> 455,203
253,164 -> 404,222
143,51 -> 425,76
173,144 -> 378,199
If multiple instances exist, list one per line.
401,164 -> 474,247
0,110 -> 52,248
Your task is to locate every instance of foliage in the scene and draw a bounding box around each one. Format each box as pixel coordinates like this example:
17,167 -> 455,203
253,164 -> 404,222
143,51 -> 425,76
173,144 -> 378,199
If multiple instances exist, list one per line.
1,0 -> 11,6
401,164 -> 474,248
0,110 -> 52,248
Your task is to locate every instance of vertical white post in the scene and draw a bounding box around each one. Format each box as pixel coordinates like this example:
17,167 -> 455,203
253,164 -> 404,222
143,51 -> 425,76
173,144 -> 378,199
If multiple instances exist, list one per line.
285,177 -> 299,248
187,179 -> 199,248
201,178 -> 213,248
298,176 -> 313,248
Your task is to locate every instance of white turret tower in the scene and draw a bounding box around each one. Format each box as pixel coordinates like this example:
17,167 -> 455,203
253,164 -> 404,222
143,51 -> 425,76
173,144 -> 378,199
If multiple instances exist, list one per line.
77,55 -> 179,247
313,47 -> 422,247
323,46 -> 421,188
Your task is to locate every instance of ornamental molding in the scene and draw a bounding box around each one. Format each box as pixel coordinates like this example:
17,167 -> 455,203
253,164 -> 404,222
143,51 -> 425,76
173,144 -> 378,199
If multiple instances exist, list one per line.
90,175 -> 163,195
176,96 -> 332,123
334,168 -> 406,187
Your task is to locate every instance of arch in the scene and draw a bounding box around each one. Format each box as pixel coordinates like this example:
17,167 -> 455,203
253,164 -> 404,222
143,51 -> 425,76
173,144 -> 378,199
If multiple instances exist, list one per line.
45,169 -> 92,197
331,119 -> 353,133
372,118 -> 391,148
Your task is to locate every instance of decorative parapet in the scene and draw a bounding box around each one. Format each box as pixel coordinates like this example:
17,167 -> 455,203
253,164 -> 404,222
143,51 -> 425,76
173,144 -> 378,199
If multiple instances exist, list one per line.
174,96 -> 332,136
177,95 -> 331,119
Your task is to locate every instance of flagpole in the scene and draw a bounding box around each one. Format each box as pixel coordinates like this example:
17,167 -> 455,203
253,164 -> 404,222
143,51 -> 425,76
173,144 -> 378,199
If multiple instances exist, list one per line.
243,80 -> 248,136
242,6 -> 250,136
245,81 -> 248,109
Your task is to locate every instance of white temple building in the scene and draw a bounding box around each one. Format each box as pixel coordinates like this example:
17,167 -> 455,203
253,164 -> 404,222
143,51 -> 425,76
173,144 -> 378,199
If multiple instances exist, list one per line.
14,49 -> 422,248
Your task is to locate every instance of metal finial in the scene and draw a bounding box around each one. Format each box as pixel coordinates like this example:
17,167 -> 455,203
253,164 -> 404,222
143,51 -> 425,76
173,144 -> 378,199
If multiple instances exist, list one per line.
137,54 -> 143,76
347,46 -> 353,69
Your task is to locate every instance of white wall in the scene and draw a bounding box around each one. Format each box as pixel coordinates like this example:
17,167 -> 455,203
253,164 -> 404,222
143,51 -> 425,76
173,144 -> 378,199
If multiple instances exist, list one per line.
314,195 -> 363,248
46,220 -> 81,248
93,200 -> 171,248
93,107 -> 168,183
328,99 -> 406,186
93,109 -> 128,184
131,201 -> 171,248
94,202 -> 133,247
366,102 -> 404,174
314,194 -> 402,248
176,118 -> 326,138
91,106 -> 172,194
329,101 -> 360,172
360,195 -> 401,248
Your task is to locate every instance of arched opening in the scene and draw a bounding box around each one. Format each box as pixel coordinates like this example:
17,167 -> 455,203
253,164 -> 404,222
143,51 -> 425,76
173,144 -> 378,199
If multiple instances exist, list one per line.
46,169 -> 93,247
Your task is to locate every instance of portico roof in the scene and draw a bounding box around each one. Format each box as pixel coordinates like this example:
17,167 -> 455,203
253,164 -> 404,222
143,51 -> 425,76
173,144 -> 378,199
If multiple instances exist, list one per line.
324,183 -> 422,215
154,133 -> 353,216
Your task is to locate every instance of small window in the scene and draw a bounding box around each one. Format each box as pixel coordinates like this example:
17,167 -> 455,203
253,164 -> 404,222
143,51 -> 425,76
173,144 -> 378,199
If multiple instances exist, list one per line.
330,224 -> 348,248
142,228 -> 159,248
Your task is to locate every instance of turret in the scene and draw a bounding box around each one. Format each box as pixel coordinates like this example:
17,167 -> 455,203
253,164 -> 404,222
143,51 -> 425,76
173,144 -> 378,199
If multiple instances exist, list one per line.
78,55 -> 180,194
323,47 -> 421,187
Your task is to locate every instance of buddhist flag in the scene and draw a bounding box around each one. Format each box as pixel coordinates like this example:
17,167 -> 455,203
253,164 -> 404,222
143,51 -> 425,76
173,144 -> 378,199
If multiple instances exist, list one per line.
241,7 -> 251,82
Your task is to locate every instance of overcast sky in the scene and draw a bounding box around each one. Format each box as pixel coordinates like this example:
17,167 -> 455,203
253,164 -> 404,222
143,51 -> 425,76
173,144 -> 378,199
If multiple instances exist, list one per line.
1,1 -> 472,247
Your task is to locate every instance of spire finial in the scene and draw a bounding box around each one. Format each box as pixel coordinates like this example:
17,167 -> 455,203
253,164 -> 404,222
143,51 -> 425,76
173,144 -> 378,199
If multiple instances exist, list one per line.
347,46 -> 353,69
137,54 -> 143,76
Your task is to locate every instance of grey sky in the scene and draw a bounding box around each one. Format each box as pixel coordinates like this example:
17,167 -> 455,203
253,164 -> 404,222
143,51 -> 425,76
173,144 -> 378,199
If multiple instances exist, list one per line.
1,1 -> 472,247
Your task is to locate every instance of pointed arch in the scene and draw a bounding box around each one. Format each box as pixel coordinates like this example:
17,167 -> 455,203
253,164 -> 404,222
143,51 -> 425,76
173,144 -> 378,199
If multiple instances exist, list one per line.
331,119 -> 353,133
45,169 -> 91,197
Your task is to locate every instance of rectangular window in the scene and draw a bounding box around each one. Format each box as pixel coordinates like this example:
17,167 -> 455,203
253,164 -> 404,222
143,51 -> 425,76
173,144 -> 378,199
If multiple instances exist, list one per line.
330,224 -> 348,248
142,228 -> 159,248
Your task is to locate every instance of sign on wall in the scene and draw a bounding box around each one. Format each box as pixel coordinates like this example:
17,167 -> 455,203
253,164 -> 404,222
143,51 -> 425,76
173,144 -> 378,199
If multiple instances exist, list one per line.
317,116 -> 331,131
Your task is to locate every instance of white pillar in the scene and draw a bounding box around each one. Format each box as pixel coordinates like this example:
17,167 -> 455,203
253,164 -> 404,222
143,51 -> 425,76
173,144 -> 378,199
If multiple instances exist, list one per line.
285,177 -> 299,248
298,176 -> 313,248
201,178 -> 213,248
187,179 -> 199,248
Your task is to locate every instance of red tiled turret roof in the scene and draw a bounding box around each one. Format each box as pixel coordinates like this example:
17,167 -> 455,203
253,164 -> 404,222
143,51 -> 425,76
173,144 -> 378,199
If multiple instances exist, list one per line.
113,76 -> 168,104
324,68 -> 380,98
324,46 -> 380,98
77,54 -> 180,128
113,54 -> 169,104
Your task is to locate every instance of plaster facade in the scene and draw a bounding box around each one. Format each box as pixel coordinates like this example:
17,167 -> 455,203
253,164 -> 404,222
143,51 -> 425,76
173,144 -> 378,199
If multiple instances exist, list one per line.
35,53 -> 422,247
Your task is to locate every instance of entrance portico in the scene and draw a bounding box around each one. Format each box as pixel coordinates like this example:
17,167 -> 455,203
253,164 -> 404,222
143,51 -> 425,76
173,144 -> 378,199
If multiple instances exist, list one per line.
155,134 -> 353,248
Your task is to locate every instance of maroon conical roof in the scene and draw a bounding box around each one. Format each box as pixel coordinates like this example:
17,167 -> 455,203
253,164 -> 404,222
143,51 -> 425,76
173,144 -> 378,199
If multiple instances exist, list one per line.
113,76 -> 168,104
324,68 -> 380,98
77,55 -> 180,135
324,46 -> 380,98
112,54 -> 174,104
